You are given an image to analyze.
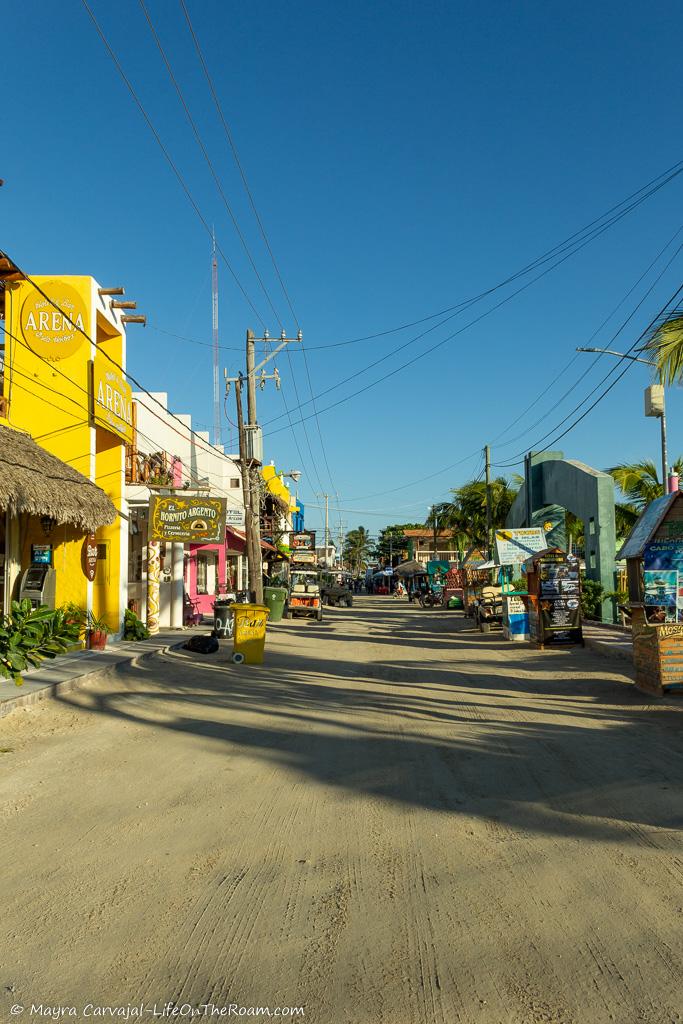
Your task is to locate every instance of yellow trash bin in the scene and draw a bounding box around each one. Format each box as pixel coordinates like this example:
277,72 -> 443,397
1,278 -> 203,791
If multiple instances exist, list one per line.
231,603 -> 270,664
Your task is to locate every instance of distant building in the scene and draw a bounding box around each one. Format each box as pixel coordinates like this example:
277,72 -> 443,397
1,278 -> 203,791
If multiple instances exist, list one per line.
403,528 -> 459,565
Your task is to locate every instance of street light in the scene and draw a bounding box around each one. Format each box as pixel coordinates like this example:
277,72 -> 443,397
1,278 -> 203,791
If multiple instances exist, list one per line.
429,505 -> 439,559
576,347 -> 669,495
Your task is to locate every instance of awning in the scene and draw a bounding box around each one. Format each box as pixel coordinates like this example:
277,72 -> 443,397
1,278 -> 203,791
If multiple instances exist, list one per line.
226,526 -> 277,553
393,559 -> 424,576
0,425 -> 117,532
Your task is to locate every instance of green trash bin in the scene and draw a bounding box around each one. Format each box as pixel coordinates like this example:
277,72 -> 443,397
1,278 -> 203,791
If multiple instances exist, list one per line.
263,586 -> 287,623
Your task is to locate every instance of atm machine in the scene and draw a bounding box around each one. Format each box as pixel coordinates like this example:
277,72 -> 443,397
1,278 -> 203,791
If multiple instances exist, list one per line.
19,546 -> 57,609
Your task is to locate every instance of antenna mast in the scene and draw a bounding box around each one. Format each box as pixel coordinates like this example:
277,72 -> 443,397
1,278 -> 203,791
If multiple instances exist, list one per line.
212,229 -> 221,446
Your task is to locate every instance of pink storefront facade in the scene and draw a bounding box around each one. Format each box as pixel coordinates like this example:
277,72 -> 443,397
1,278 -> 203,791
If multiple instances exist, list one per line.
185,532 -> 245,620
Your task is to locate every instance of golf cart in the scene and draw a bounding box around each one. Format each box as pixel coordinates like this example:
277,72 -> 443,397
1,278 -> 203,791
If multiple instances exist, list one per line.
320,570 -> 354,607
284,566 -> 323,621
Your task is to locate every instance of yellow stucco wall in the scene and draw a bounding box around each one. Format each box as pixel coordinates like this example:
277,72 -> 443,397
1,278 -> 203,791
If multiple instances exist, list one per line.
4,276 -> 127,629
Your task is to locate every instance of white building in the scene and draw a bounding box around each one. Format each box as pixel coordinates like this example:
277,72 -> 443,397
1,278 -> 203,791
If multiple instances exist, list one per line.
126,392 -> 246,627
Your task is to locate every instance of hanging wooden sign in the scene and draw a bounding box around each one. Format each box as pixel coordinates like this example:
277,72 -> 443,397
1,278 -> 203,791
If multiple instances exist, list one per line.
81,533 -> 98,581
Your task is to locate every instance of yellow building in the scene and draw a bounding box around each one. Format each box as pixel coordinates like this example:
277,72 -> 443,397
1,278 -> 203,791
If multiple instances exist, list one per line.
0,264 -> 134,631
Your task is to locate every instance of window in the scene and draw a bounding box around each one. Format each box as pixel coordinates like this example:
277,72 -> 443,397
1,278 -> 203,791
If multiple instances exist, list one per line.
196,552 -> 218,595
95,542 -> 110,586
196,554 -> 208,595
230,478 -> 240,488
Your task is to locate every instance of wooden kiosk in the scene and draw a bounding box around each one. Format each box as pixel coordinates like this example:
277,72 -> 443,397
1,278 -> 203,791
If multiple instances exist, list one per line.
524,548 -> 583,649
619,491 -> 683,696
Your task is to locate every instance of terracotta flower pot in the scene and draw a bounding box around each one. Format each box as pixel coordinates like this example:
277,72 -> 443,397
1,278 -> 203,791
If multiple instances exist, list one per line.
88,630 -> 108,651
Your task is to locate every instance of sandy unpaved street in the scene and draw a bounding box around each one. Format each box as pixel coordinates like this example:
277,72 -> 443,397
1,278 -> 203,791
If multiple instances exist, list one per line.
1,598 -> 683,1024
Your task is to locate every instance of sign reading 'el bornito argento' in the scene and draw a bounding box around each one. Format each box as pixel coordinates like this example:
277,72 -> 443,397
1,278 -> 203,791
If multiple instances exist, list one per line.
150,495 -> 227,543
91,355 -> 134,444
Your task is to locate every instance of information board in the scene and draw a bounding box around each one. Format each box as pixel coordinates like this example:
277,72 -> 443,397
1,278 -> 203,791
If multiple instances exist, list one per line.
494,527 -> 547,565
537,552 -> 582,644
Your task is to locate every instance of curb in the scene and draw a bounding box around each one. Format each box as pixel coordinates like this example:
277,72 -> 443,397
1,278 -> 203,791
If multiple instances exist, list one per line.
583,635 -> 633,664
0,638 -> 187,720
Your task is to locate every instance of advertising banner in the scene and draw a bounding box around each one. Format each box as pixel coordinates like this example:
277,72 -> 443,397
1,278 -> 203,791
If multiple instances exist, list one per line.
150,495 -> 227,543
643,539 -> 683,623
494,527 -> 547,565
537,552 -> 582,644
291,531 -> 316,550
91,355 -> 134,443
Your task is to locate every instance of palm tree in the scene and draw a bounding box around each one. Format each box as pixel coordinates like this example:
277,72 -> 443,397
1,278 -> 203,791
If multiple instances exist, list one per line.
607,458 -> 683,537
642,313 -> 683,385
428,476 -> 520,552
343,526 -> 373,573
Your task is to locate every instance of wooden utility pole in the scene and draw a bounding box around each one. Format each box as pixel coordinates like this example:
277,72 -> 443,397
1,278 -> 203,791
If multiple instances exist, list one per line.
316,493 -> 331,564
226,328 -> 303,605
485,444 -> 493,559
233,375 -> 259,602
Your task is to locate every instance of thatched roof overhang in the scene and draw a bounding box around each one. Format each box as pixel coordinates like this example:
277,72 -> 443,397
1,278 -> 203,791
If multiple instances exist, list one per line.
0,426 -> 117,532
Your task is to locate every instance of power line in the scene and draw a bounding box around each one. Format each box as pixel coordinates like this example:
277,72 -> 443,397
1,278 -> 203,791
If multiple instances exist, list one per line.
489,221 -> 683,452
138,0 -> 283,327
79,0 -> 267,330
136,1 -> 332,495
178,0 -> 299,326
2,255 -> 244,468
260,175 -> 683,436
494,277 -> 683,468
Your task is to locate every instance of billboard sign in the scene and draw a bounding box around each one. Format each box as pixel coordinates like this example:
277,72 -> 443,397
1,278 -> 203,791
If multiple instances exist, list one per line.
291,531 -> 316,550
494,527 -> 547,565
150,495 -> 227,543
225,505 -> 246,527
91,355 -> 134,443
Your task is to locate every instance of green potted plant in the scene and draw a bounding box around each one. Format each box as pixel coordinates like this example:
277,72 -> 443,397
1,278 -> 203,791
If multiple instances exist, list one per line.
87,611 -> 112,651
62,602 -> 87,648
123,608 -> 150,641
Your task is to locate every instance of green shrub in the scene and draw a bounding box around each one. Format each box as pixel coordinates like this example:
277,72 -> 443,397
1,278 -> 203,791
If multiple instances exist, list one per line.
0,599 -> 81,686
123,608 -> 150,641
580,577 -> 605,620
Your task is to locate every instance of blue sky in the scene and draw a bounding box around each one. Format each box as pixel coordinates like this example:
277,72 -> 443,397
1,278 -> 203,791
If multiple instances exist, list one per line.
4,0 -> 683,540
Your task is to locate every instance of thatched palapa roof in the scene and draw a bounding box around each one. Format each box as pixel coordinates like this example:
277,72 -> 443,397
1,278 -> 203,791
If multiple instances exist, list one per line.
0,426 -> 117,532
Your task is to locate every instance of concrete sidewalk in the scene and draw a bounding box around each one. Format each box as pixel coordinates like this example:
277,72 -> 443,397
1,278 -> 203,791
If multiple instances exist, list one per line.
0,626 -> 208,719
582,621 -> 633,663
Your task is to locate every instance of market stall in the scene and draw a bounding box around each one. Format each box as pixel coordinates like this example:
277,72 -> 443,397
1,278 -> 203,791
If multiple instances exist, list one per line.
618,491 -> 683,695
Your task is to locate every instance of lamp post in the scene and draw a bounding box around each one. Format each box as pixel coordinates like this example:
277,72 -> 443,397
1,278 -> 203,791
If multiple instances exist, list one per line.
429,506 -> 439,560
576,347 -> 670,496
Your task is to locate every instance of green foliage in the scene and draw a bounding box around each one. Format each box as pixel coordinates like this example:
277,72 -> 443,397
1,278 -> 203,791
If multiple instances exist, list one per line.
0,599 -> 81,687
343,526 -> 374,572
374,523 -> 423,562
123,608 -> 150,641
87,611 -> 113,636
642,314 -> 683,386
62,602 -> 86,626
580,577 -> 605,620
428,476 -> 521,551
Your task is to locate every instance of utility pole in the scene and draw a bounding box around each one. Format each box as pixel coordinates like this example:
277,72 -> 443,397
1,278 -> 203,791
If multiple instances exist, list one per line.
211,230 -> 221,447
317,493 -> 330,564
485,444 -> 493,559
430,506 -> 438,560
232,374 -> 258,601
226,327 -> 303,604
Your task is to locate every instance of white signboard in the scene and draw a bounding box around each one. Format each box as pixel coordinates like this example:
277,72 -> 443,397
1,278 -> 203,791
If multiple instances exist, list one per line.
494,527 -> 547,566
225,505 -> 246,527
